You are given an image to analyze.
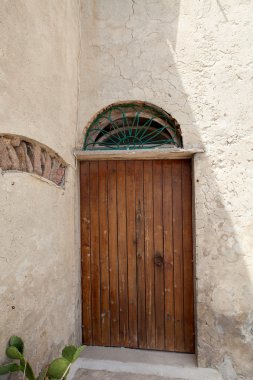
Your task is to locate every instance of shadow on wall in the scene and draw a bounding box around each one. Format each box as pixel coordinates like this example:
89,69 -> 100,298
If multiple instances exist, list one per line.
78,1 -> 253,379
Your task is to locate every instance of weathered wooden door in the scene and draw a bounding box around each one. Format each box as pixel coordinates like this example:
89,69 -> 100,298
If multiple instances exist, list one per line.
80,160 -> 194,353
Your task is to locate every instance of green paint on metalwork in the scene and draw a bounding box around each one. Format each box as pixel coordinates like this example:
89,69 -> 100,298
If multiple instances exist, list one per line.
83,103 -> 182,150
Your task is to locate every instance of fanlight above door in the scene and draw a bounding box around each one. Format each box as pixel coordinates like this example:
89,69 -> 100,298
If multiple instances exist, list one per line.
83,102 -> 182,150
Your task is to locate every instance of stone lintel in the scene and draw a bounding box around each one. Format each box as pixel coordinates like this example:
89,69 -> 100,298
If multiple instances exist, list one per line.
74,147 -> 204,161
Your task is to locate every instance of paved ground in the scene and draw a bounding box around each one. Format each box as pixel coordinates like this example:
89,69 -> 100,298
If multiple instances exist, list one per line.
74,368 -> 183,380
71,346 -> 197,367
69,347 -> 222,380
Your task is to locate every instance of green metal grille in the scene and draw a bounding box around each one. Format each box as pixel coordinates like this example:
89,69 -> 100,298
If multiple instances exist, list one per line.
83,102 -> 182,150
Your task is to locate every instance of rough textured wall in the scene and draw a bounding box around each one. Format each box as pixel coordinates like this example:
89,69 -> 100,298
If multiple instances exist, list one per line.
0,0 -> 81,374
78,1 -> 253,379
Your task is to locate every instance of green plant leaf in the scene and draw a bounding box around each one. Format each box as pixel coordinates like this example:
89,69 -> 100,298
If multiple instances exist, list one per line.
6,346 -> 23,360
61,345 -> 77,362
8,335 -> 24,354
0,363 -> 20,375
62,345 -> 85,363
47,358 -> 70,379
21,361 -> 36,380
19,358 -> 36,380
36,366 -> 48,380
72,345 -> 85,362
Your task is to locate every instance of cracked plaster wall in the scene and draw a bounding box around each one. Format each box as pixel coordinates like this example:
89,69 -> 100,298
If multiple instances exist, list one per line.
78,1 -> 253,379
0,0 -> 81,375
1,1 -> 252,379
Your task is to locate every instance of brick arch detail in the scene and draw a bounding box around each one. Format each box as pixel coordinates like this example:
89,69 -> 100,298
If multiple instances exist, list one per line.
0,134 -> 67,186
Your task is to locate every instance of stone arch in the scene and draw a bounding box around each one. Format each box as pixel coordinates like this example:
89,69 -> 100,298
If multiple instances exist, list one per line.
0,134 -> 67,186
83,101 -> 182,150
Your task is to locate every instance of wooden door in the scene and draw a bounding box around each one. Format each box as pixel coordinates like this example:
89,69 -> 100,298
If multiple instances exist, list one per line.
80,160 -> 194,353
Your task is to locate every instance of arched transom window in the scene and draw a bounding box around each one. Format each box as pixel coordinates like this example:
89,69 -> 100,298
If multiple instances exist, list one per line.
83,101 -> 182,150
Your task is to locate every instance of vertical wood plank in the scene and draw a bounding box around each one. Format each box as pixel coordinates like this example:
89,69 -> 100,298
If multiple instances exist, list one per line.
107,161 -> 120,346
80,162 -> 92,345
98,161 -> 110,346
80,158 -> 194,353
163,160 -> 175,351
172,160 -> 185,351
143,161 -> 156,349
126,161 -> 138,348
117,161 -> 129,346
182,160 -> 195,353
89,161 -> 101,345
153,160 -> 165,350
135,161 -> 146,348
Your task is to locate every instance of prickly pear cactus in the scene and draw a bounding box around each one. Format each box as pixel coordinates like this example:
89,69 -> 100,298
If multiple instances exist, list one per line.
0,336 -> 85,380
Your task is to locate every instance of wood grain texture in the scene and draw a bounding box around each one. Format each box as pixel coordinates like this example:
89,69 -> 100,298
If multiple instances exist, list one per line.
143,161 -> 156,349
163,160 -> 175,351
89,161 -> 101,345
126,161 -> 138,347
135,161 -> 147,348
117,161 -> 129,346
153,160 -> 165,350
80,159 -> 194,353
80,162 -> 92,345
172,160 -> 185,351
98,161 -> 110,345
108,161 -> 120,346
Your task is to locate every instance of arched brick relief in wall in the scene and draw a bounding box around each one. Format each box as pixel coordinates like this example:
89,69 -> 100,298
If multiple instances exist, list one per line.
0,134 -> 67,186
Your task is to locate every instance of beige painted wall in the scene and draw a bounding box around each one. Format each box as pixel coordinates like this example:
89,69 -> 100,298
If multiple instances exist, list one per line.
78,1 -> 253,379
1,1 -> 252,379
0,0 -> 81,374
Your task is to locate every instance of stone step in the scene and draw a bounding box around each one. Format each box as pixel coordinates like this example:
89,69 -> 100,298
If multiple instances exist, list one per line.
68,347 -> 222,380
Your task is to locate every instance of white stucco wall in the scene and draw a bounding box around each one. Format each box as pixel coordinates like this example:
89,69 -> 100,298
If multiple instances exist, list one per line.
0,0 -> 81,374
1,1 -> 252,379
78,1 -> 253,379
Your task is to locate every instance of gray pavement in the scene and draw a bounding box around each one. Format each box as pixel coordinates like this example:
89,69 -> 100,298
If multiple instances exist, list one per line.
69,347 -> 222,380
73,368 -> 183,379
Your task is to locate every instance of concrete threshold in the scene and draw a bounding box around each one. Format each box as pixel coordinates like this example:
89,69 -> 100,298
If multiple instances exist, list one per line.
68,347 -> 222,380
